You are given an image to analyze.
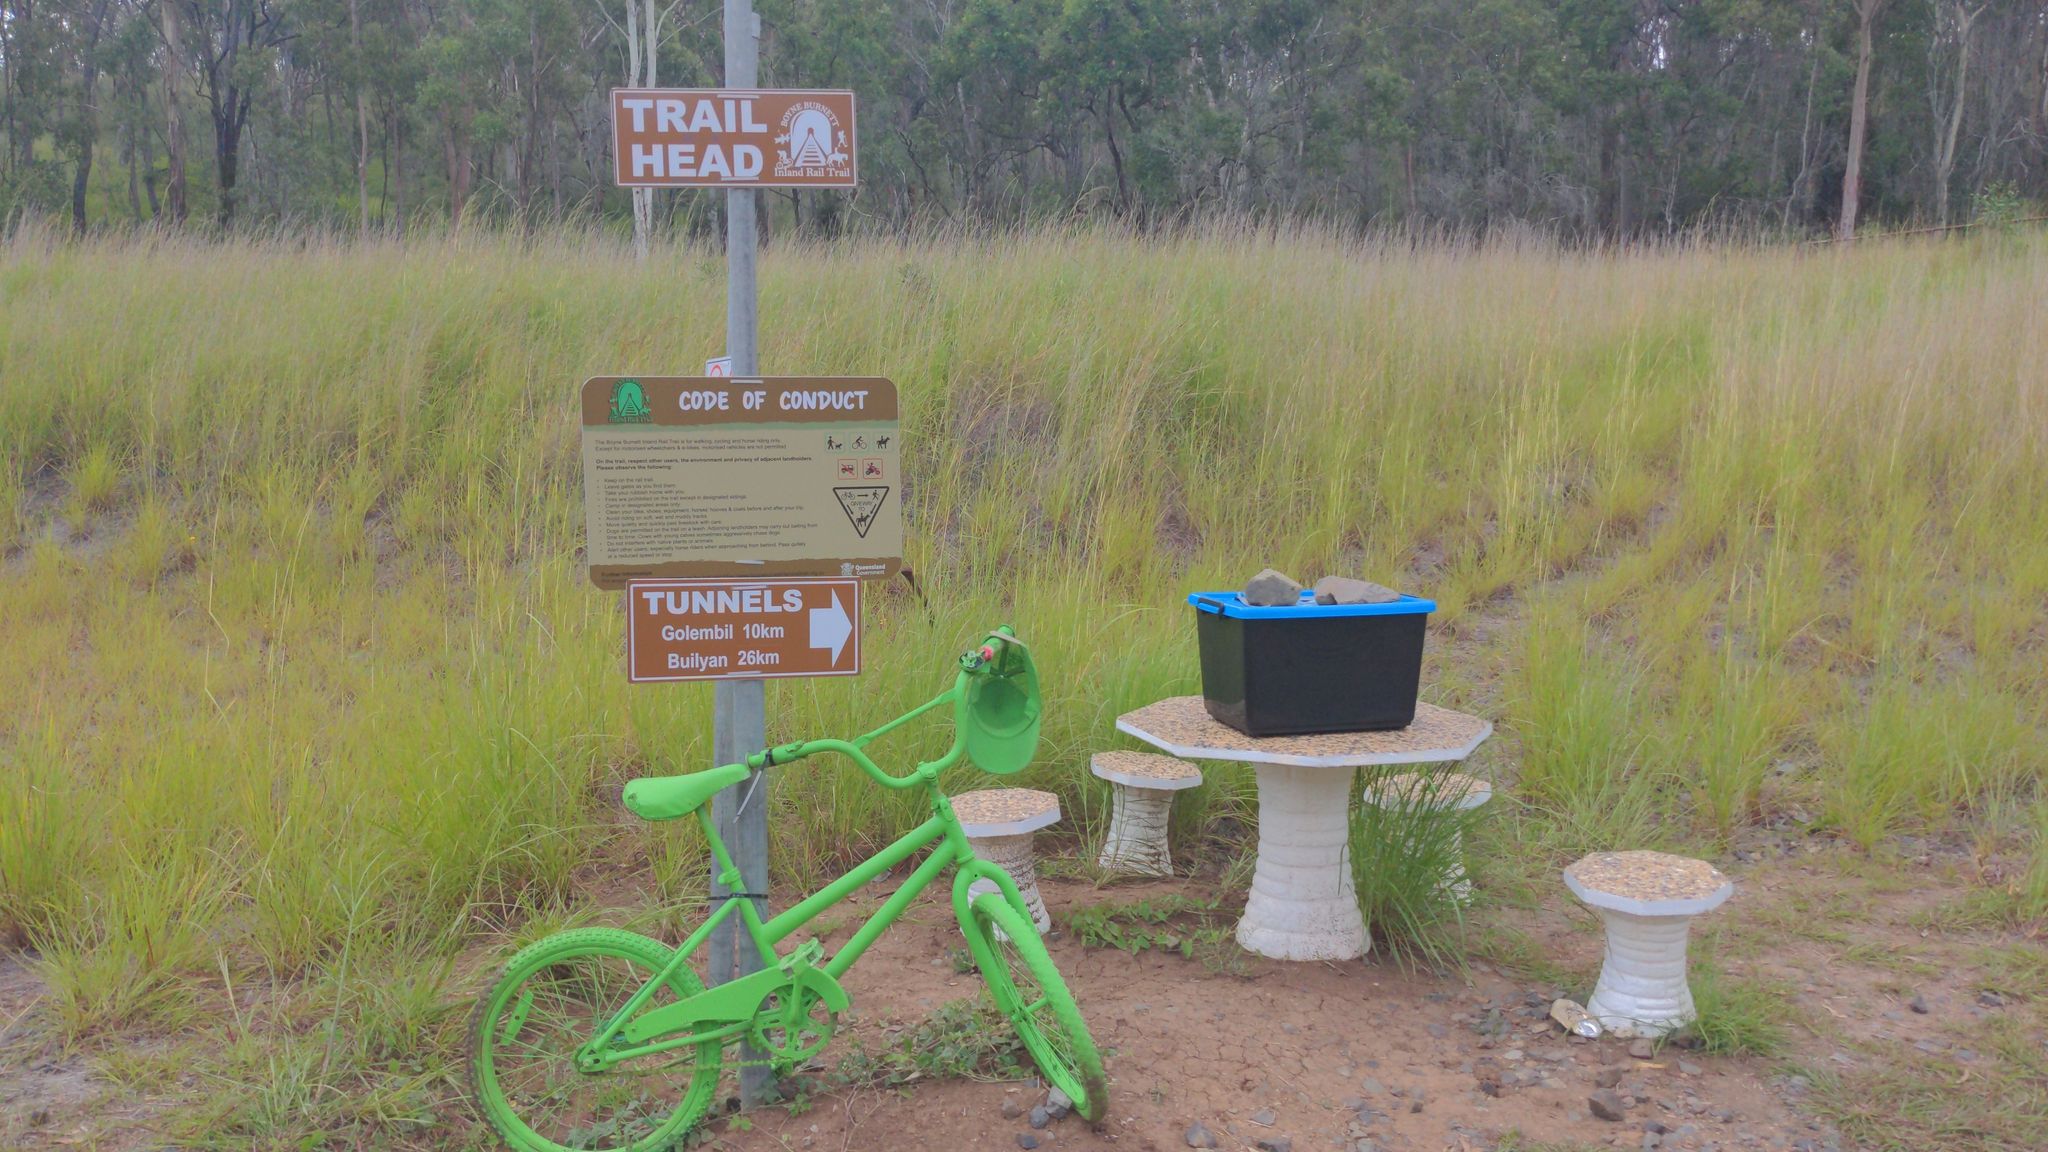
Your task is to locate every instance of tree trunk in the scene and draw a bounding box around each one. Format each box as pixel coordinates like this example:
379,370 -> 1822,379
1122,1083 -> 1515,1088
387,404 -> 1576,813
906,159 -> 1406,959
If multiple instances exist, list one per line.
1786,48 -> 1821,231
352,0 -> 370,235
1839,0 -> 1884,241
625,0 -> 650,257
162,0 -> 189,224
445,116 -> 472,223
141,122 -> 160,218
10,0 -> 36,170
70,0 -> 114,234
125,122 -> 142,221
1930,3 -> 1983,228
390,105 -> 406,236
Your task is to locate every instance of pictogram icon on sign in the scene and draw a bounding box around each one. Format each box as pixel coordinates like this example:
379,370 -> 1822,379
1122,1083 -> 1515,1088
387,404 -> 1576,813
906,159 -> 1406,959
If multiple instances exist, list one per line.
833,487 -> 889,539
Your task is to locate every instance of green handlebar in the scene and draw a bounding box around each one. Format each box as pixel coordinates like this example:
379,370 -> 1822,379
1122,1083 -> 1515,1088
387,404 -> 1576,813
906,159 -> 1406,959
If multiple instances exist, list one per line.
731,625 -> 1018,786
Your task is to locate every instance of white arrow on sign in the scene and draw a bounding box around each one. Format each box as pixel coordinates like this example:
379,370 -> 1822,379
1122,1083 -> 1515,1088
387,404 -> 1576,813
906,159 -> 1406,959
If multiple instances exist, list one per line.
809,591 -> 852,664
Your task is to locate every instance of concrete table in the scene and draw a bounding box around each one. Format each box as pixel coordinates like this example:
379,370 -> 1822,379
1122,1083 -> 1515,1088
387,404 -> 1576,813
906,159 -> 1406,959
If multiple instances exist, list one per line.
1116,697 -> 1492,961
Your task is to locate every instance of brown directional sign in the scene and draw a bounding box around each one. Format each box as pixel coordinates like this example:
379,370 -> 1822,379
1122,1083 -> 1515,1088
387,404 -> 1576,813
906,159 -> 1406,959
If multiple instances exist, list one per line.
627,578 -> 860,682
579,376 -> 902,589
611,88 -> 856,188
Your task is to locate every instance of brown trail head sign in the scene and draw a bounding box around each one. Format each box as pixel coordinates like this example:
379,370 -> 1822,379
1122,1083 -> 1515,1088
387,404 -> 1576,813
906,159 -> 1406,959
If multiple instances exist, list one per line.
580,376 -> 901,589
612,88 -> 856,188
627,578 -> 860,682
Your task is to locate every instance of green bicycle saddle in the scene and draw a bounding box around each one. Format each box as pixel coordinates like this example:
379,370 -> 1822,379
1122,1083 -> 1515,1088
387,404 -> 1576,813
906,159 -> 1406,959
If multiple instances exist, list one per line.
622,762 -> 750,821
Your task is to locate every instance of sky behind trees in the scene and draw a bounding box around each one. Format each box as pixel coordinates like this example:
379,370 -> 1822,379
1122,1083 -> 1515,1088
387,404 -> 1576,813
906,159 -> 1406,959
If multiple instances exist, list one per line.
3,0 -> 2046,238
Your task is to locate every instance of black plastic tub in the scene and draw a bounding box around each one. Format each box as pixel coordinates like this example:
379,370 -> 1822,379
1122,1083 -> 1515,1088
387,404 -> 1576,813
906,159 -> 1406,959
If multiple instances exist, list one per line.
1189,590 -> 1434,737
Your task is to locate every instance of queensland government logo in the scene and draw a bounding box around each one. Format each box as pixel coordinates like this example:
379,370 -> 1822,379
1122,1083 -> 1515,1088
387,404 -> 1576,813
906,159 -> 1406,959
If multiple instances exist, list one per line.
774,102 -> 852,181
608,379 -> 652,423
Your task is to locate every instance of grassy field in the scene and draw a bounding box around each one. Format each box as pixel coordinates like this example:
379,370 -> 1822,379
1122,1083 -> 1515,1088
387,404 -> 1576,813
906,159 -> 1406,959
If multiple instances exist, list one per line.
1,222 -> 2044,1146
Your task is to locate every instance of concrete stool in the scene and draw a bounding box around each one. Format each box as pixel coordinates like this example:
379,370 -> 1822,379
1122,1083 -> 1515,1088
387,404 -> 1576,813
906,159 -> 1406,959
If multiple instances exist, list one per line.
954,788 -> 1061,934
1564,851 -> 1734,1038
1090,752 -> 1202,877
1362,771 -> 1491,904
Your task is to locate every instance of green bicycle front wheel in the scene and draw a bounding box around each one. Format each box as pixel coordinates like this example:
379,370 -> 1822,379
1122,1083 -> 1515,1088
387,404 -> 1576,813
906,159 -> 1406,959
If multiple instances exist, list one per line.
961,892 -> 1109,1122
468,927 -> 722,1152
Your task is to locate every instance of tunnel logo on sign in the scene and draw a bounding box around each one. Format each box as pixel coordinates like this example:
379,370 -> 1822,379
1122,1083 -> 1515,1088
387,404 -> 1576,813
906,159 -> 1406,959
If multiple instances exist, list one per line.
775,103 -> 850,180
833,487 -> 889,539
608,379 -> 652,423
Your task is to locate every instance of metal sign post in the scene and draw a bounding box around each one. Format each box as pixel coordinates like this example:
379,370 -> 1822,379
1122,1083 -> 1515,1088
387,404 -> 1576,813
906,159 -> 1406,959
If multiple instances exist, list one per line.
712,0 -> 772,1108
590,0 -> 869,1110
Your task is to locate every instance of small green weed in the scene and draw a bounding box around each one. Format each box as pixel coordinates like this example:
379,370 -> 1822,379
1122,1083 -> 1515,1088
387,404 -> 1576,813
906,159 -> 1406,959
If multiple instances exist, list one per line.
1679,958 -> 1791,1057
1350,768 -> 1489,969
66,444 -> 120,518
1063,894 -> 1247,976
831,998 -> 1027,1088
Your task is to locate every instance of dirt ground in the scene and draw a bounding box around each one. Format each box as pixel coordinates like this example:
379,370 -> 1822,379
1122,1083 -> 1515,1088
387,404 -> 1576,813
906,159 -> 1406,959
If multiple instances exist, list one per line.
687,874 -> 1814,1152
2,845 -> 2040,1152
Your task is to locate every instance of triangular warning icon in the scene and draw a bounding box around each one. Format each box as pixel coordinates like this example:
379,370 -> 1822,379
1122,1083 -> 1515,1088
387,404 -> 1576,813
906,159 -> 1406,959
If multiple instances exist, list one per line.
833,486 -> 889,539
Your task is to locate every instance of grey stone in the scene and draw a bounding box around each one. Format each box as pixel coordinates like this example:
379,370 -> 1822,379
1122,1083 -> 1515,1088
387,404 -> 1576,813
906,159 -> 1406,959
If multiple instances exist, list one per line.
1361,1077 -> 1386,1096
1017,1134 -> 1041,1150
1629,1039 -> 1656,1059
1642,1135 -> 1663,1151
1244,569 -> 1304,607
1185,1122 -> 1219,1149
1002,1099 -> 1024,1119
1251,1110 -> 1277,1127
1977,989 -> 2007,1008
1255,1139 -> 1293,1152
1427,1023 -> 1448,1039
1312,576 -> 1400,605
1678,1060 -> 1704,1076
1644,1120 -> 1671,1135
1590,1089 -> 1629,1121
1909,994 -> 1930,1014
1353,1141 -> 1381,1152
1595,1067 -> 1625,1089
1046,1089 -> 1072,1120
1029,1105 -> 1052,1129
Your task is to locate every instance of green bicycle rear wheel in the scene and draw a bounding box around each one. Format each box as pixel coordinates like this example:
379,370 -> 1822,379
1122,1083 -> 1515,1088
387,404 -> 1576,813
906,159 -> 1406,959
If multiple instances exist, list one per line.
468,927 -> 722,1152
961,892 -> 1109,1122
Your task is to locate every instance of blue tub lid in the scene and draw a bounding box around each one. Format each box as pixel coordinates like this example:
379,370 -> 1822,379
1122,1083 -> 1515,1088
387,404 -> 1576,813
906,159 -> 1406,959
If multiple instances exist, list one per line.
1189,591 -> 1435,619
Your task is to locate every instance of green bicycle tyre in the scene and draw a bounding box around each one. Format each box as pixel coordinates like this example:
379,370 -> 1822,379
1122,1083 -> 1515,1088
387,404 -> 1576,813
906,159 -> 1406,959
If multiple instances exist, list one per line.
468,927 -> 722,1152
961,892 -> 1109,1122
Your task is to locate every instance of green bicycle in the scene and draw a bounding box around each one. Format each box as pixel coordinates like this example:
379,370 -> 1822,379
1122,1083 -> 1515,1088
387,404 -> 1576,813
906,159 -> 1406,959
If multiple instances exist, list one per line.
468,627 -> 1108,1151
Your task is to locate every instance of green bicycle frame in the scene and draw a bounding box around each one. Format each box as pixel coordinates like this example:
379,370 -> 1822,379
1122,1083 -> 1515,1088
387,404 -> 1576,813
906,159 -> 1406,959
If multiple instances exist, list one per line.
574,668 -> 1034,1070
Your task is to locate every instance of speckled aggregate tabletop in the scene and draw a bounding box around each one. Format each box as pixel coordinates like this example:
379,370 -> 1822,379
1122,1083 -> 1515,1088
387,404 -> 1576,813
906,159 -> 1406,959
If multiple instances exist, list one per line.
1115,697 -> 1492,767
1090,751 -> 1204,790
950,788 -> 1061,835
1566,851 -> 1730,904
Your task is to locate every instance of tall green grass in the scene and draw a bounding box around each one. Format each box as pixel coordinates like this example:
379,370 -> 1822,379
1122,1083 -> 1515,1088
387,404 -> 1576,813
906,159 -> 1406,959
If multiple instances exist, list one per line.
0,225 -> 2044,1131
